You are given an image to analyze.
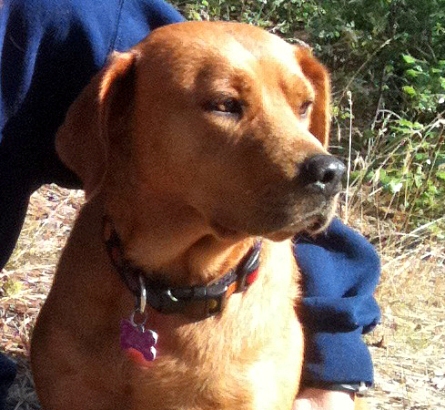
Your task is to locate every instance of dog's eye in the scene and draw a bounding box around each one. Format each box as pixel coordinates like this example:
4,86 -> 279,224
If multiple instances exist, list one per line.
205,98 -> 244,117
299,101 -> 313,118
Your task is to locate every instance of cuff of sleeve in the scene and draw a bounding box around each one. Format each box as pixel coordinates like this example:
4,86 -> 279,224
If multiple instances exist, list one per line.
301,327 -> 374,386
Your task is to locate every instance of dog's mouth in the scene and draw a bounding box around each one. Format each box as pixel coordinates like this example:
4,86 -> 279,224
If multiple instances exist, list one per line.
210,212 -> 332,241
264,215 -> 331,241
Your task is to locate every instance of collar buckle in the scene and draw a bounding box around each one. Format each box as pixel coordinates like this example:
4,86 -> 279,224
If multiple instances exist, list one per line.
148,280 -> 230,319
236,241 -> 262,292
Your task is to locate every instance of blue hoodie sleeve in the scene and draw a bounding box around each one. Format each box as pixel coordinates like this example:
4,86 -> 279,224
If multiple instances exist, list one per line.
0,0 -> 184,270
294,218 -> 381,386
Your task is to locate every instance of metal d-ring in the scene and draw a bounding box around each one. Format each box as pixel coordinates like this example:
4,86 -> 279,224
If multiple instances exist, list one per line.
129,309 -> 148,332
130,274 -> 148,331
137,274 -> 147,313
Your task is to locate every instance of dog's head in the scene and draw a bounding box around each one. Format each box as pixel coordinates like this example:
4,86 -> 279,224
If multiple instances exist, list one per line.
57,21 -> 344,241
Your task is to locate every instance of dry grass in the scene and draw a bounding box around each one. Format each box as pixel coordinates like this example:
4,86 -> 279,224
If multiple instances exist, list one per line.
365,243 -> 445,409
1,184 -> 444,409
1,186 -> 83,410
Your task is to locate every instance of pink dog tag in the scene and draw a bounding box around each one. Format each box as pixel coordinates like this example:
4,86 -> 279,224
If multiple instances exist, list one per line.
120,319 -> 158,365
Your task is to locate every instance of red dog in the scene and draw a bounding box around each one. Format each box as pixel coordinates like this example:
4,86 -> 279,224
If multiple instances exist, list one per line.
31,21 -> 345,409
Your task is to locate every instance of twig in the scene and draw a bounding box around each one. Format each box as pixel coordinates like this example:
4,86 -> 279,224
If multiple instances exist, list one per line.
344,91 -> 353,224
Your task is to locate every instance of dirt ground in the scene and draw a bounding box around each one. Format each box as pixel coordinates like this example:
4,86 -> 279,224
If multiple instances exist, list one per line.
1,185 -> 444,409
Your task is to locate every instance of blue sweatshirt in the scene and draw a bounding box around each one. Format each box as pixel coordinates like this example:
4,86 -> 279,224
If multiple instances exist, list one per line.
0,0 -> 380,405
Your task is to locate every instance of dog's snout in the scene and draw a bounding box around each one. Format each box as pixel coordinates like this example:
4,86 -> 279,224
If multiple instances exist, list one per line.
301,155 -> 345,197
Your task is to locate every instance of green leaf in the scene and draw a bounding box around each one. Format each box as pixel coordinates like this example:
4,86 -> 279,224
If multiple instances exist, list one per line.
436,170 -> 445,181
405,69 -> 419,78
398,118 -> 414,127
402,54 -> 416,65
402,85 -> 417,96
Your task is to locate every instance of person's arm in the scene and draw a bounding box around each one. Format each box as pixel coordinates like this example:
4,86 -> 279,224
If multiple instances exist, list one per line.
293,217 -> 381,408
0,0 -> 185,271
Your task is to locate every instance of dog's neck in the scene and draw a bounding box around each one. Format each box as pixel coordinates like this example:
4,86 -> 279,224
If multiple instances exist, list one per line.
99,182 -> 264,320
104,216 -> 262,319
99,190 -> 260,289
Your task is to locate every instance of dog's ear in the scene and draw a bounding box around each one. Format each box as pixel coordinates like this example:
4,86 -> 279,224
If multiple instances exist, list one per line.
56,51 -> 138,198
295,46 -> 331,148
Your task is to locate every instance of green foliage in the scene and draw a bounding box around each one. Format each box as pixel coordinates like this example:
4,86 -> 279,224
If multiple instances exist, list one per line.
401,55 -> 445,118
308,0 -> 445,233
174,0 -> 324,35
368,117 -> 444,231
171,0 -> 445,235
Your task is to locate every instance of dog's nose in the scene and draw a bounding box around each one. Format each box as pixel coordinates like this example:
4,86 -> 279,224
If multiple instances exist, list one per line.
301,154 -> 345,197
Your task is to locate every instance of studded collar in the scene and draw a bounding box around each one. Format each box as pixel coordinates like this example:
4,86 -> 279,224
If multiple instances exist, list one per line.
103,217 -> 262,320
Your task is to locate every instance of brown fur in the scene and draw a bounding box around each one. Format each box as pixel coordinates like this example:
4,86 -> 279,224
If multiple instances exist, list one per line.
31,22 -> 346,409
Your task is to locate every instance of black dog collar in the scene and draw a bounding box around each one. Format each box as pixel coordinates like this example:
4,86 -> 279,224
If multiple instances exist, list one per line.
103,217 -> 262,320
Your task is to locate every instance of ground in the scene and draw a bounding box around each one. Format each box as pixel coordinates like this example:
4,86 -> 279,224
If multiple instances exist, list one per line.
1,185 -> 444,409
